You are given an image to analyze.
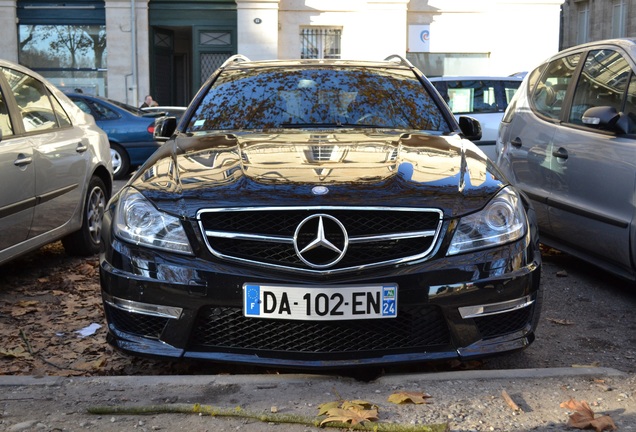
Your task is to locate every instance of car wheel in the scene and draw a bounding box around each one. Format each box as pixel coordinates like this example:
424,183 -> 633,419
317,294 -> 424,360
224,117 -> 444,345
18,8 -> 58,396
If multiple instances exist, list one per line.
110,143 -> 130,180
61,176 -> 109,256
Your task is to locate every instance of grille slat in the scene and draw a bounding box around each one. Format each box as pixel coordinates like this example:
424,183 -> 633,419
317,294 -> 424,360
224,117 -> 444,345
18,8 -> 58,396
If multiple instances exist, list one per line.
474,306 -> 534,338
190,306 -> 450,357
105,305 -> 169,340
198,208 -> 442,272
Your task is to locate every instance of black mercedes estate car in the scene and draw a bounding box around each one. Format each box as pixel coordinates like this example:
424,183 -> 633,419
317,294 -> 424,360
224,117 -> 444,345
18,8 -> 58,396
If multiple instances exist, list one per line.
99,55 -> 542,369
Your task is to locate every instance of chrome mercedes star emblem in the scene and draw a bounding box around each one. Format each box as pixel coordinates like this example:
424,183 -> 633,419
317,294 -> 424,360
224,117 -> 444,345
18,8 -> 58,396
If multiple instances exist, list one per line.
293,214 -> 348,268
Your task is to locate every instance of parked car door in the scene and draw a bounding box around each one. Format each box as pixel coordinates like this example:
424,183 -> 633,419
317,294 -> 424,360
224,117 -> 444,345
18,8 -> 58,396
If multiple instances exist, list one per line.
547,48 -> 636,269
2,66 -> 88,239
0,78 -> 34,250
498,55 -> 579,230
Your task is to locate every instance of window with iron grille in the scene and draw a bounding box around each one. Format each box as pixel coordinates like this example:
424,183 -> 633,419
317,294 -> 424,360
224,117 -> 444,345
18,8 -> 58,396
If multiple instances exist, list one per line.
301,28 -> 342,59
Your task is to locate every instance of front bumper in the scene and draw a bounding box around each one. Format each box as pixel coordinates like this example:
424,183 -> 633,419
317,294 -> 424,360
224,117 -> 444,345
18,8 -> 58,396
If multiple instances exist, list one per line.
99,234 -> 542,369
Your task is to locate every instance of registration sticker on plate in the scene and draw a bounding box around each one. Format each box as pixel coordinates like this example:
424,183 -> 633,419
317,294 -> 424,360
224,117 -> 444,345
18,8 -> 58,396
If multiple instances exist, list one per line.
243,284 -> 397,321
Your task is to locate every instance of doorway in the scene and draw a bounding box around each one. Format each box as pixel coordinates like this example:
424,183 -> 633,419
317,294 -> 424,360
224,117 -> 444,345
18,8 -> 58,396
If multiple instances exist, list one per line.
151,26 -> 192,106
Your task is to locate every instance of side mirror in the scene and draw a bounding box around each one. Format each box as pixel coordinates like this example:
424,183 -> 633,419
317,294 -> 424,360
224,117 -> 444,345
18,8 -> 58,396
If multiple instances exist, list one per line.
582,106 -> 620,131
458,116 -> 482,141
154,116 -> 177,142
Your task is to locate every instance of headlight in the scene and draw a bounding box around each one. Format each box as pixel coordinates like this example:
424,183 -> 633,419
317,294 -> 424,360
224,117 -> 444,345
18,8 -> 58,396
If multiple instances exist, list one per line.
447,187 -> 527,255
114,188 -> 193,255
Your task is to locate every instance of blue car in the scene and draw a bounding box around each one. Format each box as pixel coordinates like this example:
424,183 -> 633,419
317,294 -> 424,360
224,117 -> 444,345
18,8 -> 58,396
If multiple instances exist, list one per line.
66,93 -> 161,179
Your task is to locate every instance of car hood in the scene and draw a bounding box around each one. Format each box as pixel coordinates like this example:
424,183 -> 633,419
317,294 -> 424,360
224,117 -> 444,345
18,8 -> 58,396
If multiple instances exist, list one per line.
129,130 -> 506,218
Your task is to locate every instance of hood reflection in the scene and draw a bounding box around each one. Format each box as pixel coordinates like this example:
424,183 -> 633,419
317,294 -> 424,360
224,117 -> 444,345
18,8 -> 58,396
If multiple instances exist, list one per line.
139,131 -> 490,190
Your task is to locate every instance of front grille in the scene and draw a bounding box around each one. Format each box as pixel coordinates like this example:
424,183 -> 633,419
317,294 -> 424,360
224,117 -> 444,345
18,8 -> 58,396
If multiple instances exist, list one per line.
474,306 -> 534,339
105,304 -> 169,340
198,208 -> 443,273
189,305 -> 450,358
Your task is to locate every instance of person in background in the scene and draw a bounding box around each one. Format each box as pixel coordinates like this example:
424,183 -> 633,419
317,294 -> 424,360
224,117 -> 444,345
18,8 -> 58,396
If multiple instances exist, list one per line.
140,95 -> 158,108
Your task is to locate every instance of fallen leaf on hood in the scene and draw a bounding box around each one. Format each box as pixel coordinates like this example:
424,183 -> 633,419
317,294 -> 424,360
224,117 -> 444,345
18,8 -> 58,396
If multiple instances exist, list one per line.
560,398 -> 617,431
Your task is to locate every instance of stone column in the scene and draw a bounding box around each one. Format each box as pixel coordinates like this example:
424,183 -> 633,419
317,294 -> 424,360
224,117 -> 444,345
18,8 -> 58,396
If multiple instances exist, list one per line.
105,0 -> 150,105
236,0 -> 280,60
0,1 -> 19,63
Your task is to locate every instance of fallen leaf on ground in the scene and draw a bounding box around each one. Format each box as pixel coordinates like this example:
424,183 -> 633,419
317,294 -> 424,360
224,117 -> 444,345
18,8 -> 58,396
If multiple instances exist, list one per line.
319,407 -> 379,426
317,401 -> 340,415
340,400 -> 377,411
547,318 -> 575,325
0,346 -> 31,359
560,398 -> 617,431
572,362 -> 601,368
387,391 -> 432,404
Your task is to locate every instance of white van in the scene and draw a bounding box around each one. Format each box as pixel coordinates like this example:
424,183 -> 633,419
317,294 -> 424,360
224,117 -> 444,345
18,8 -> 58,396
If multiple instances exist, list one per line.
429,76 -> 522,159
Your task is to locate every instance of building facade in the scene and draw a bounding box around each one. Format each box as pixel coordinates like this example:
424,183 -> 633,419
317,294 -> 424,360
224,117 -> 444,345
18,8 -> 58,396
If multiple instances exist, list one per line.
560,0 -> 636,50
0,0 -> 563,107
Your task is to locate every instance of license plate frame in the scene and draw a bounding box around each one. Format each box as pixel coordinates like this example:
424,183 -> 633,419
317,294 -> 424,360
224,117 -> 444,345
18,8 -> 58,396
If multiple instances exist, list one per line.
243,283 -> 397,321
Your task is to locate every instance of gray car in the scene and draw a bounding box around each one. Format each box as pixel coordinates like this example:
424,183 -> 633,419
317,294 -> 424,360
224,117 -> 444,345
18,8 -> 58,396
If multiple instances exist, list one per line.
0,59 -> 112,265
496,38 -> 636,281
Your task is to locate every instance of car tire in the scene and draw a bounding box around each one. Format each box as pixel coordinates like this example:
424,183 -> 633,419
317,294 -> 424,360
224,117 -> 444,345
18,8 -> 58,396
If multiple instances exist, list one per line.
62,176 -> 109,257
110,143 -> 130,180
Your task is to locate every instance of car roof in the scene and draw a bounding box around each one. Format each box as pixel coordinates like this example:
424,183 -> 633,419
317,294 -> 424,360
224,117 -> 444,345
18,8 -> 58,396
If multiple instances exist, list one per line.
0,58 -> 48,80
219,55 -> 417,71
142,106 -> 187,111
428,76 -> 523,81
548,37 -> 636,59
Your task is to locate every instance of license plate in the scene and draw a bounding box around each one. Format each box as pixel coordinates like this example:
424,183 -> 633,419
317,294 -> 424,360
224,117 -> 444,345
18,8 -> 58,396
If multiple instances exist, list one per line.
243,283 -> 397,321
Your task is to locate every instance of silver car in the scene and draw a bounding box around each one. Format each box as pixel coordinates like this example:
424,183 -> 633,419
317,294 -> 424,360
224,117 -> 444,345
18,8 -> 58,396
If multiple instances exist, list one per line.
496,38 -> 636,281
0,59 -> 112,265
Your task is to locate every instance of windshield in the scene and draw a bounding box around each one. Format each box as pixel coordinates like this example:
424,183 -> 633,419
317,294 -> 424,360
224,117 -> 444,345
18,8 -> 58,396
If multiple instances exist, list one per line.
186,66 -> 451,133
108,98 -> 144,115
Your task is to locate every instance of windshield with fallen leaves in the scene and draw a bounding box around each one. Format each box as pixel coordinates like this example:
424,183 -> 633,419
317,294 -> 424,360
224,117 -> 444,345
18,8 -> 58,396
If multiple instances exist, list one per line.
186,66 -> 451,133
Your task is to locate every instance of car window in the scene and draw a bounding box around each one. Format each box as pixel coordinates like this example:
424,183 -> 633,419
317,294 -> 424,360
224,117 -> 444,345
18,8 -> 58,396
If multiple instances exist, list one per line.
624,74 -> 636,134
1,67 -> 60,133
72,98 -> 93,115
188,66 -> 451,133
568,49 -> 629,126
49,94 -> 72,128
502,80 -> 521,106
531,54 -> 580,120
107,98 -> 144,115
445,80 -> 499,114
0,88 -> 13,137
88,100 -> 119,120
502,65 -> 548,124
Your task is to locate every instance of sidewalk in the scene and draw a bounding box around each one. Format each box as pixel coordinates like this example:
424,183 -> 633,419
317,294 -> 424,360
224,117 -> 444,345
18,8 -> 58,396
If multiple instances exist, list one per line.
1,368 -> 634,431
